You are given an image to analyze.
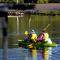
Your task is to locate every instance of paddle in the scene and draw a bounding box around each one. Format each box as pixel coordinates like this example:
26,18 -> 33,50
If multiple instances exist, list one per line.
43,24 -> 51,31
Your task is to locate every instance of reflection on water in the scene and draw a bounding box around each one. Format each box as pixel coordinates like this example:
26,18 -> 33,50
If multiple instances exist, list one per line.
30,47 -> 52,60
0,47 -> 52,60
32,49 -> 37,60
43,47 -> 52,60
1,45 -> 60,60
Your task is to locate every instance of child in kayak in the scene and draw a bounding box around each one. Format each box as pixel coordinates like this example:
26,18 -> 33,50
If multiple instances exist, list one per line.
24,31 -> 29,42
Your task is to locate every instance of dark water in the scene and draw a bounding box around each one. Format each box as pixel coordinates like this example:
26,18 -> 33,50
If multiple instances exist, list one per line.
0,44 -> 60,60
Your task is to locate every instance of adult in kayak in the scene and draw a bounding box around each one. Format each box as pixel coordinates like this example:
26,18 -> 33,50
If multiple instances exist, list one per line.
28,30 -> 37,48
37,30 -> 52,44
43,30 -> 52,44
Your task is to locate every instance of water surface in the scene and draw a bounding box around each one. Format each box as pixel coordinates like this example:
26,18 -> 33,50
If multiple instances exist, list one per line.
0,44 -> 60,60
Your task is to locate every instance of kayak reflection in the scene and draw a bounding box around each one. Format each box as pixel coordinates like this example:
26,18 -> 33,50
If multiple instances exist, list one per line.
31,47 -> 52,60
32,49 -> 37,60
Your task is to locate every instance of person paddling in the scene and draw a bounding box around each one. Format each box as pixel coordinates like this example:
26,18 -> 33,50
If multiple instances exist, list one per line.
37,31 -> 44,42
43,30 -> 52,44
37,30 -> 52,44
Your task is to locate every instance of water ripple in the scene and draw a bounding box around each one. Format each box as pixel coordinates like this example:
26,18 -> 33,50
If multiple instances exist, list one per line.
0,44 -> 60,60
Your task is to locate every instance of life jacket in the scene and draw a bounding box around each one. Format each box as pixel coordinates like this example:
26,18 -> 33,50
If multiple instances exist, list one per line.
43,33 -> 49,41
31,33 -> 37,42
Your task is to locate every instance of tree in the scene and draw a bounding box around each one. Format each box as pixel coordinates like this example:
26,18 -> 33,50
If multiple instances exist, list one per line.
37,0 -> 48,4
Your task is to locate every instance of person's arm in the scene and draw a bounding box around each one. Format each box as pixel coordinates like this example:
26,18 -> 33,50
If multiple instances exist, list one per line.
37,33 -> 44,41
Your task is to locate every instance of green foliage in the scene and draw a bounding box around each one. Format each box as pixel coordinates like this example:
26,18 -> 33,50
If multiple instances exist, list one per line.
0,0 -> 24,3
0,0 -> 48,3
0,0 -> 15,3
18,0 -> 24,3
37,0 -> 48,4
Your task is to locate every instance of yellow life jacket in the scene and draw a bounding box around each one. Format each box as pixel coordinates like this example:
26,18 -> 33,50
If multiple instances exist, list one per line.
31,33 -> 37,42
43,33 -> 49,41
